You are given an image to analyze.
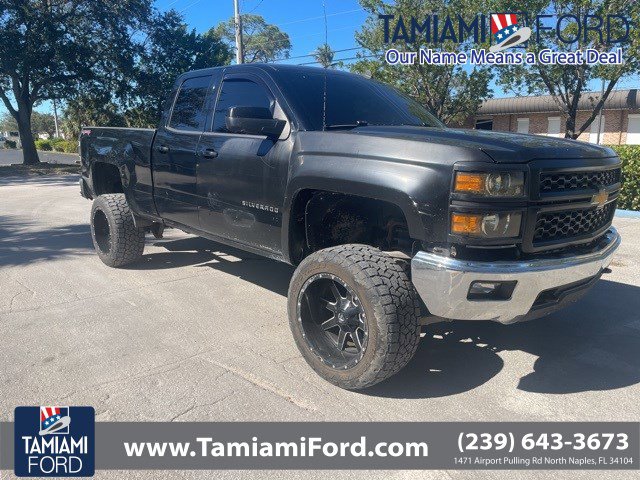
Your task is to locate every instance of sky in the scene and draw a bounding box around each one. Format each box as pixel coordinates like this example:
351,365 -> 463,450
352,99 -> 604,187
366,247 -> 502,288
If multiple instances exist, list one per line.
2,0 -> 638,117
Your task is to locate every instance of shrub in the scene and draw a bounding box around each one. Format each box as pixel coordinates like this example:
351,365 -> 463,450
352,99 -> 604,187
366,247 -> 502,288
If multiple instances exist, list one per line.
35,139 -> 52,151
610,145 -> 640,211
56,140 -> 78,154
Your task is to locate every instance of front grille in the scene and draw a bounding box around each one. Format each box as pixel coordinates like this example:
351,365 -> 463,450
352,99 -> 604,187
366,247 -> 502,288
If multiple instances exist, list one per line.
533,202 -> 616,244
540,168 -> 621,193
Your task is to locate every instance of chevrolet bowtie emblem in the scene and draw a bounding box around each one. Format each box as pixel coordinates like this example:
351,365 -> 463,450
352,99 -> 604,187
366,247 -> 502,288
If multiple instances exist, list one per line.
591,188 -> 608,209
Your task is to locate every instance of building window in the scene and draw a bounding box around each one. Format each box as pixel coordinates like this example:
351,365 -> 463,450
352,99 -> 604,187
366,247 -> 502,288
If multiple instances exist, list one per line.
627,114 -> 640,145
589,115 -> 605,144
475,119 -> 493,130
547,117 -> 561,137
516,118 -> 529,134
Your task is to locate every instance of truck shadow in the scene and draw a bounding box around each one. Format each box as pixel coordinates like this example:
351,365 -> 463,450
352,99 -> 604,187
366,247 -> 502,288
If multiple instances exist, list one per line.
142,235 -> 293,296
142,235 -> 640,398
0,215 -> 93,267
366,279 -> 640,398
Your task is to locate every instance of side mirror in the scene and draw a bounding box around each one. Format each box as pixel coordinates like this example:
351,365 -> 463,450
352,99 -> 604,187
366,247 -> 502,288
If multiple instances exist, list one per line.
225,106 -> 286,139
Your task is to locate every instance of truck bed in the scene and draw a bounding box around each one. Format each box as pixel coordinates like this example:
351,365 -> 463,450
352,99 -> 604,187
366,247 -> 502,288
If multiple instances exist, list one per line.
80,127 -> 158,218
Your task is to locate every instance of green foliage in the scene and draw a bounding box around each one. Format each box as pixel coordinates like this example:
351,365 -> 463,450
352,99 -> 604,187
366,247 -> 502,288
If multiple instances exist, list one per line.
0,0 -> 153,164
492,0 -> 640,138
127,10 -> 232,127
35,140 -> 53,151
352,0 -> 492,125
611,145 -> 640,211
314,44 -> 336,68
31,112 -> 57,137
214,14 -> 291,63
0,112 -> 18,131
49,138 -> 78,153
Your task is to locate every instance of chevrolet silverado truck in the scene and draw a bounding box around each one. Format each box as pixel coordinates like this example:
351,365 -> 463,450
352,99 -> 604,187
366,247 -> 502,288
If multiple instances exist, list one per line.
80,64 -> 621,390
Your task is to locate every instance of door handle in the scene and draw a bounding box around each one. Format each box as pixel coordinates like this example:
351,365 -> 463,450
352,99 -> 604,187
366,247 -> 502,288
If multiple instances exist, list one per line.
202,148 -> 218,159
158,145 -> 169,154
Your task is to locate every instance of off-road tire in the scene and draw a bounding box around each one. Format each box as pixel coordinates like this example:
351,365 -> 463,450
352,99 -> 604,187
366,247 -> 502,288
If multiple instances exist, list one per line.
90,194 -> 145,268
288,244 -> 421,390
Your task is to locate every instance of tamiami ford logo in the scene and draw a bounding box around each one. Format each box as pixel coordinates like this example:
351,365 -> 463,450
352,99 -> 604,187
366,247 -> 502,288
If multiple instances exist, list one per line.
381,12 -> 630,66
14,406 -> 95,477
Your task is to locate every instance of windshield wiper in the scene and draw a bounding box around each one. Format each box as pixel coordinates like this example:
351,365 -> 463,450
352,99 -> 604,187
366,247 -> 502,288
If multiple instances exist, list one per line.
325,120 -> 369,130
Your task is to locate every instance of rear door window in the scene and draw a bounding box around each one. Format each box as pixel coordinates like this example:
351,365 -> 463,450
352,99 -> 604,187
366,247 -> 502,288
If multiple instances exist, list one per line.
169,76 -> 212,131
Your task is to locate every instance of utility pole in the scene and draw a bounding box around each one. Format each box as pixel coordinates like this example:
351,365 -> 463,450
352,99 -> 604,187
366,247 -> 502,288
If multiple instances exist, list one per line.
596,78 -> 605,145
233,0 -> 244,64
52,99 -> 60,139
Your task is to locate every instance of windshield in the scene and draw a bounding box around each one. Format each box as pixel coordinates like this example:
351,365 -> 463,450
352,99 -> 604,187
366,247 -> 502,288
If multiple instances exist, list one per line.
274,69 -> 444,131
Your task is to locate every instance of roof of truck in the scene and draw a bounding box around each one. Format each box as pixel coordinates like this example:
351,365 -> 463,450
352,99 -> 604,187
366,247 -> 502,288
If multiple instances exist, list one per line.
182,63 -> 358,79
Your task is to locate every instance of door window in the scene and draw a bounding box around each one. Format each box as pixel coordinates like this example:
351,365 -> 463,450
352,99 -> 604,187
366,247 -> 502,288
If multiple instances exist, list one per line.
168,76 -> 212,131
212,79 -> 273,133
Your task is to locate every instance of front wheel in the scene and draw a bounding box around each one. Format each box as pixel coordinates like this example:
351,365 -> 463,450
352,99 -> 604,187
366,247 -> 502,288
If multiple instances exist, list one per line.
288,244 -> 421,390
90,194 -> 145,268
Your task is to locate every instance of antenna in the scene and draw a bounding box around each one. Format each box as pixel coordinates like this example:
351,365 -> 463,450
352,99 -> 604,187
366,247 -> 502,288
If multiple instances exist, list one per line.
322,1 -> 328,130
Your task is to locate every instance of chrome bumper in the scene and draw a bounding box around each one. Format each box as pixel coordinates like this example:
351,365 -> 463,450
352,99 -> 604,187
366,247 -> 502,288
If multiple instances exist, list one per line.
411,228 -> 621,324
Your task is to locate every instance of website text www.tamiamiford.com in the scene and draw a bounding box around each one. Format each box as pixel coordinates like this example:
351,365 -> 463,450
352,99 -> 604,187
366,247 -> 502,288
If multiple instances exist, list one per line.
124,436 -> 428,459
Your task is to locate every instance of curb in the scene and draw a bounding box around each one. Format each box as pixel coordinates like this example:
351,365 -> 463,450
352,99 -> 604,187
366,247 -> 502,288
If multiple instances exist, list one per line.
615,209 -> 640,219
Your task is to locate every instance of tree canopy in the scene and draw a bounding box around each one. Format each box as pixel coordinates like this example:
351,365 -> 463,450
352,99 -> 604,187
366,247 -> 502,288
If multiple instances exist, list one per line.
352,0 -> 492,126
492,0 -> 640,138
0,1 -> 231,163
213,14 -> 292,63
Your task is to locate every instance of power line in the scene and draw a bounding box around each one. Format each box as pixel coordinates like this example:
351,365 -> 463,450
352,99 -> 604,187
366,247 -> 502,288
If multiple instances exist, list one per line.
243,23 -> 364,51
270,47 -> 366,62
297,53 -> 377,66
180,0 -> 205,13
244,0 -> 265,15
269,8 -> 364,28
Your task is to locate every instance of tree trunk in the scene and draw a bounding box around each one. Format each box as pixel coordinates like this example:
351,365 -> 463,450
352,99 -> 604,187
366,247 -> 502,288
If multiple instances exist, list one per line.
565,112 -> 578,139
16,110 -> 40,165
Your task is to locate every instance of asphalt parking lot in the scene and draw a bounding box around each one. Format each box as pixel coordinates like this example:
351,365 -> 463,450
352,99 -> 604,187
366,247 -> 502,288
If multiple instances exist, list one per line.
1,174 -> 639,480
0,148 -> 79,166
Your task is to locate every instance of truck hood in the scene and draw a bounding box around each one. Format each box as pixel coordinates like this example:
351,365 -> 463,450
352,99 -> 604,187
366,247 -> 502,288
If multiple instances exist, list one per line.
346,126 -> 617,163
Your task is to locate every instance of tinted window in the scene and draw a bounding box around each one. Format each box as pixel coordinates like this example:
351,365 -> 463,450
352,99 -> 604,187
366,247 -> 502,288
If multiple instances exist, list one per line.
274,70 -> 443,131
169,76 -> 211,131
212,79 -> 273,132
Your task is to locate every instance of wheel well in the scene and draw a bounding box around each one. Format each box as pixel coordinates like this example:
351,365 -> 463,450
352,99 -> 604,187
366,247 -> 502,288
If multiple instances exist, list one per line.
92,162 -> 123,196
289,190 -> 414,264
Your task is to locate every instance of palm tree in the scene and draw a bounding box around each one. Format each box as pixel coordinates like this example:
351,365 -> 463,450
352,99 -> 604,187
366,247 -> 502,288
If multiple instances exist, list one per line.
313,43 -> 335,68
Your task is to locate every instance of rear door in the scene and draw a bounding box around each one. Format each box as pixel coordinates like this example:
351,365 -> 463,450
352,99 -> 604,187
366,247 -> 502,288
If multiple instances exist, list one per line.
152,74 -> 217,227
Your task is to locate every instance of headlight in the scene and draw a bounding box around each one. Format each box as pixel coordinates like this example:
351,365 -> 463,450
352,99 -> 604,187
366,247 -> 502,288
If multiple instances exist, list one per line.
454,171 -> 525,197
451,212 -> 522,238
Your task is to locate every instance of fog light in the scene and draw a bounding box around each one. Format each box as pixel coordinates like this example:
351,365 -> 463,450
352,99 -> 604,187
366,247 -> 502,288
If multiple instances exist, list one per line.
467,281 -> 517,301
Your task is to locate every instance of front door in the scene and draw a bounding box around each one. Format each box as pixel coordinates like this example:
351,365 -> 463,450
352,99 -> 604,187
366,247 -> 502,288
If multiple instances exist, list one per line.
197,75 -> 290,254
152,74 -> 214,227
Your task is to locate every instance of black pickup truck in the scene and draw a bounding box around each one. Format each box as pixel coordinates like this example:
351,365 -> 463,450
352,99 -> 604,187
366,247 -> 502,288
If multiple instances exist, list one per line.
80,64 -> 621,389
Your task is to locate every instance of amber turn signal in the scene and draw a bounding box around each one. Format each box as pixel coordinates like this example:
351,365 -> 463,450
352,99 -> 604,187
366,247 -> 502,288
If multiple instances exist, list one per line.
451,213 -> 482,234
454,173 -> 485,193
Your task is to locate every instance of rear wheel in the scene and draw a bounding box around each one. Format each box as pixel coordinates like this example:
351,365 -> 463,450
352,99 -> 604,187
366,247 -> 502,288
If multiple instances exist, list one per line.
90,194 -> 145,267
288,244 -> 421,390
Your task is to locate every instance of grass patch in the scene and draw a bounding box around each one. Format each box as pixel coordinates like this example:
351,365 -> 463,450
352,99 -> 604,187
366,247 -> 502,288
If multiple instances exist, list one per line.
0,162 -> 80,177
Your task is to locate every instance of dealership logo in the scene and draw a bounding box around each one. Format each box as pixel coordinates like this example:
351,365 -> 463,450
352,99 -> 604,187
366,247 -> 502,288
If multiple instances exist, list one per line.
380,13 -> 630,66
15,406 -> 95,477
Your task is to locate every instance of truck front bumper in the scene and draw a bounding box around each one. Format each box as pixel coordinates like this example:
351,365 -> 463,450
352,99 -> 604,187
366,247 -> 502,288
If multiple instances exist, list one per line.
411,227 -> 621,324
